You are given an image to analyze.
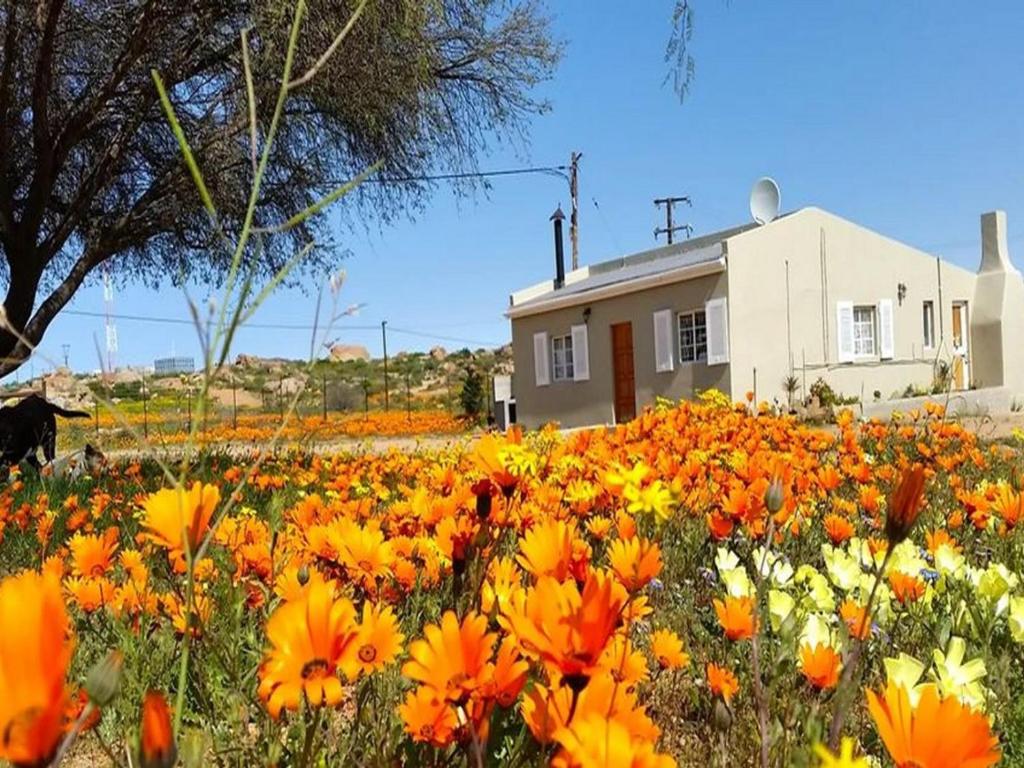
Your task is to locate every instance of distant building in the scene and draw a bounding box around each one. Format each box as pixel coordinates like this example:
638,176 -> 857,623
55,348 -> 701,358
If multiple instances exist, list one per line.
154,356 -> 195,375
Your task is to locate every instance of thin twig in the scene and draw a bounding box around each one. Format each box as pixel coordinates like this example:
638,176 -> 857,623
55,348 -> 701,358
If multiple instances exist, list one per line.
287,0 -> 369,89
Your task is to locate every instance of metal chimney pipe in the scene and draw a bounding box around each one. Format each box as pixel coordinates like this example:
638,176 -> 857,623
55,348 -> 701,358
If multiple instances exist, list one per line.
551,205 -> 566,289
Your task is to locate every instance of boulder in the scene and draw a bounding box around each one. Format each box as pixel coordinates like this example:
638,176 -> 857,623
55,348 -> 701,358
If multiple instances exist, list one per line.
329,344 -> 370,362
262,375 -> 308,396
429,346 -> 447,361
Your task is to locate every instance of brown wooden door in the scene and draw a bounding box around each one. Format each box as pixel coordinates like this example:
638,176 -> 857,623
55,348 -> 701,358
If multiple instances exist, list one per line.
611,322 -> 636,423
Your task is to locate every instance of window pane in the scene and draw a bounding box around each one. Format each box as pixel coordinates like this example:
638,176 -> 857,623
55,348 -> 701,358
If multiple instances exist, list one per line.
680,314 -> 693,330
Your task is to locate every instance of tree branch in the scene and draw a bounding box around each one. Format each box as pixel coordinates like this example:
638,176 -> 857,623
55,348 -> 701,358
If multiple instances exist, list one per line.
0,240 -> 108,375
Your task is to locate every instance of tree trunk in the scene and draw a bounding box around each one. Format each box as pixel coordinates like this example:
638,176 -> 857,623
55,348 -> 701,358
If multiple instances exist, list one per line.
0,257 -> 43,370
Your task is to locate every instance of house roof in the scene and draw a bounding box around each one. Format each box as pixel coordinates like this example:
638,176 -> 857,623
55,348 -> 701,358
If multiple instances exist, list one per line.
507,219 -> 762,318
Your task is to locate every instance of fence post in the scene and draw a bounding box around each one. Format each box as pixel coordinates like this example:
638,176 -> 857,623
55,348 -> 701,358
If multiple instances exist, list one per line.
94,399 -> 99,436
279,375 -> 284,422
142,374 -> 148,438
186,388 -> 192,432
232,377 -> 238,429
322,373 -> 327,422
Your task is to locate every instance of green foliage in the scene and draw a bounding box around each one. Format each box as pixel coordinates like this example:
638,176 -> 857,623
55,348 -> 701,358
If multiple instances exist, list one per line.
0,0 -> 561,375
460,366 -> 485,418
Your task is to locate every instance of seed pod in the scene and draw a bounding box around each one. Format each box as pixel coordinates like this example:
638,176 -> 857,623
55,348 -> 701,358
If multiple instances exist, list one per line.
84,649 -> 124,707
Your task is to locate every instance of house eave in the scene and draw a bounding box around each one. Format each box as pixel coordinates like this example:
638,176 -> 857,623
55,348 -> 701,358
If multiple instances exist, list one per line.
505,257 -> 727,320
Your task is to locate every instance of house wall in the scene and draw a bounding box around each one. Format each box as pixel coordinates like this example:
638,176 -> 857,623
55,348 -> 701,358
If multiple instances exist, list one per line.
725,208 -> 980,406
510,273 -> 730,428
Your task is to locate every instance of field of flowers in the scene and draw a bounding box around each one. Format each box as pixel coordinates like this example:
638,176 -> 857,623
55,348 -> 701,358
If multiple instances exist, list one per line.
59,409 -> 468,451
0,391 -> 1019,767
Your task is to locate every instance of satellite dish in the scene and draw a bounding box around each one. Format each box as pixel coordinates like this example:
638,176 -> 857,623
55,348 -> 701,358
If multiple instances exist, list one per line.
750,177 -> 781,225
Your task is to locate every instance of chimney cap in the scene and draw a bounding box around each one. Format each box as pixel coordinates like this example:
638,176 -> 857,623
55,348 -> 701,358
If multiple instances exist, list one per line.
549,205 -> 566,222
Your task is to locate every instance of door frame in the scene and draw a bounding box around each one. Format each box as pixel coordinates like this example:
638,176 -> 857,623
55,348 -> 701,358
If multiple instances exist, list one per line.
610,321 -> 636,424
951,300 -> 969,389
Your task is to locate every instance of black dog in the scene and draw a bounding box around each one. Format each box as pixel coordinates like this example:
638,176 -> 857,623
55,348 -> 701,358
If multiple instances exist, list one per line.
0,394 -> 90,476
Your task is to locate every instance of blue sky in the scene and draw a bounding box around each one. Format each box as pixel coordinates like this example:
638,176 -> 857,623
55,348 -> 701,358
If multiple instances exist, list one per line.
21,1 -> 1024,378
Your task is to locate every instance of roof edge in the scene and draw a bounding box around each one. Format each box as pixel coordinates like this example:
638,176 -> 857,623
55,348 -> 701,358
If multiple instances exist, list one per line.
506,257 -> 727,319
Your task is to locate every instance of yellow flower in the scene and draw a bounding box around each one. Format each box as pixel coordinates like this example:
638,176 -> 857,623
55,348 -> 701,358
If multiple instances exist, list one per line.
931,637 -> 987,709
814,738 -> 869,768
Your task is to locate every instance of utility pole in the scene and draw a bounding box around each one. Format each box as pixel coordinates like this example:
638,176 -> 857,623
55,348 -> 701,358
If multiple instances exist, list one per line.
61,344 -> 70,369
569,151 -> 582,270
381,320 -> 390,412
654,196 -> 693,244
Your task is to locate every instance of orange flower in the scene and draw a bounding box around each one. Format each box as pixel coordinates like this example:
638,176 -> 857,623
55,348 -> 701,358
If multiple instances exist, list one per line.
886,464 -> 926,543
650,628 -> 689,670
139,691 -> 177,768
840,599 -> 872,641
516,519 -> 577,582
401,611 -> 496,703
799,643 -> 841,690
867,682 -> 1000,768
257,579 -> 358,718
551,713 -> 677,768
925,528 -> 959,555
399,687 -> 459,747
483,637 -> 528,708
521,672 -> 660,745
500,571 -> 625,685
608,536 -> 662,592
823,513 -> 856,545
344,602 -> 404,678
68,529 -> 119,578
0,571 -> 72,768
141,482 -> 220,558
706,663 -> 739,704
889,571 -> 926,605
713,595 -> 757,641
992,483 -> 1023,534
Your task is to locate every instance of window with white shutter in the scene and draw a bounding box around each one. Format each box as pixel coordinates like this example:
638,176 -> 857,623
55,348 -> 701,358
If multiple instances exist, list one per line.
533,332 -> 550,386
705,297 -> 730,365
878,299 -> 894,359
551,334 -> 574,381
678,310 -> 707,363
836,301 -> 855,363
653,310 -> 675,373
571,324 -> 590,381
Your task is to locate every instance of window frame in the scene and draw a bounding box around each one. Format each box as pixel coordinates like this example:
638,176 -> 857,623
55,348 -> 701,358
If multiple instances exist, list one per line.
852,305 -> 877,359
922,300 -> 935,350
677,308 -> 708,364
551,333 -> 574,382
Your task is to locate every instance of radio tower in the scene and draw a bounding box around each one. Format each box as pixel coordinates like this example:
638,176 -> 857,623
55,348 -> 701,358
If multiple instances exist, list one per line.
103,266 -> 117,374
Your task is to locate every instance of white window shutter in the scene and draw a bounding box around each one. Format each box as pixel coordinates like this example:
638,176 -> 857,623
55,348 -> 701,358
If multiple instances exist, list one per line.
878,299 -> 894,359
705,297 -> 730,365
571,324 -> 590,381
533,332 -> 550,386
836,301 -> 854,363
653,310 -> 674,372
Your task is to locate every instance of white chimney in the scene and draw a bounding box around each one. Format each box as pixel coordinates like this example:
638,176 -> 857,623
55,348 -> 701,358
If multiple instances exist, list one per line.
979,210 -> 1018,275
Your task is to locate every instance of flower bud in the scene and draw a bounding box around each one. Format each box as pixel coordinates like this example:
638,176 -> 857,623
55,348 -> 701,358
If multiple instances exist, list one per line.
711,698 -> 733,732
296,565 -> 310,586
140,691 -> 177,768
885,464 -> 926,544
764,477 -> 785,514
84,649 -> 124,707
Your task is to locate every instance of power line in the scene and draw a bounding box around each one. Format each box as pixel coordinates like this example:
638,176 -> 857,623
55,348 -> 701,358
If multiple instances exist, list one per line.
62,309 -> 503,347
337,163 -> 569,186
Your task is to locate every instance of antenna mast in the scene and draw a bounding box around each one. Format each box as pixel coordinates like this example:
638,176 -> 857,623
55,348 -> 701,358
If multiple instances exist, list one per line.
103,267 -> 117,375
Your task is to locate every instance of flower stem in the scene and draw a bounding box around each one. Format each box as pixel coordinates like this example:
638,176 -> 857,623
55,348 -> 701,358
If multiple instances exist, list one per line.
827,546 -> 893,748
299,706 -> 324,768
